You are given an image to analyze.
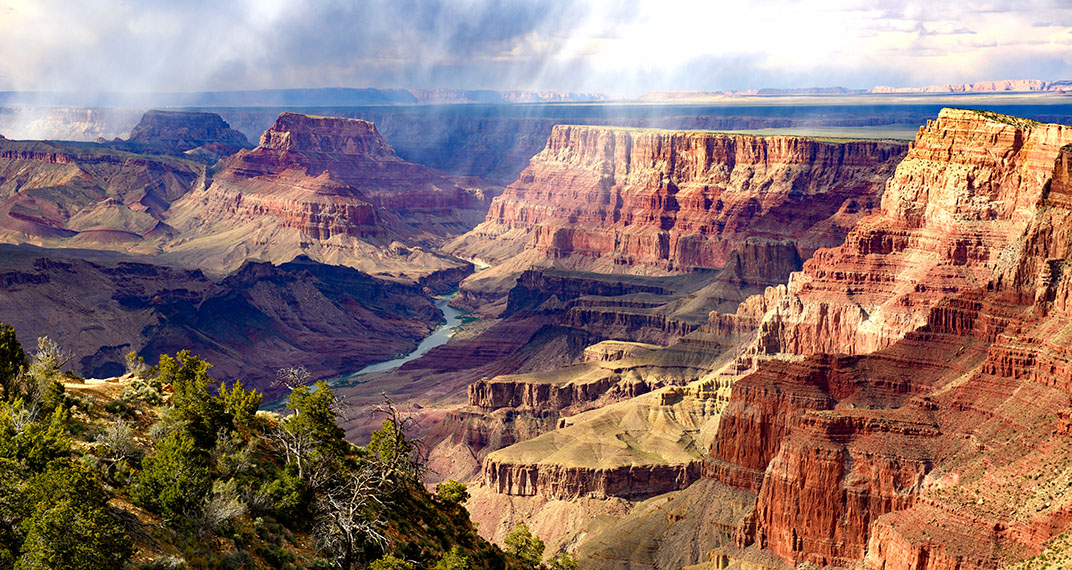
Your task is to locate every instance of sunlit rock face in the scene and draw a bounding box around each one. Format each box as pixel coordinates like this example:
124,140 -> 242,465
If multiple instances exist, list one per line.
705,110 -> 1072,569
447,125 -> 905,314
745,108 -> 1072,359
455,124 -> 904,272
164,112 -> 496,283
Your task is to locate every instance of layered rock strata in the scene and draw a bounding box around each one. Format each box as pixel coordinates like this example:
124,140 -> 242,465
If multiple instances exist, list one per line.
480,381 -> 730,501
119,109 -> 250,162
461,110 -> 1072,569
164,113 -> 496,281
450,126 -> 903,270
448,126 -> 904,313
701,114 -> 1072,568
0,138 -> 203,246
420,123 -> 906,480
216,106 -> 936,184
748,108 -> 1072,359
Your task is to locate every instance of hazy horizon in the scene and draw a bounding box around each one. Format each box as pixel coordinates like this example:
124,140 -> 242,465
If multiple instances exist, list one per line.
2,0 -> 1071,99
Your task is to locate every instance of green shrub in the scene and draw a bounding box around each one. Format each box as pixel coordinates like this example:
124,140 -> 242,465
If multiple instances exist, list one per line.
157,351 -> 227,449
504,523 -> 544,569
0,403 -> 72,472
133,431 -> 210,524
435,480 -> 469,505
219,379 -> 262,427
17,463 -> 133,570
549,552 -> 579,570
433,546 -> 470,570
0,324 -> 26,397
368,554 -> 413,570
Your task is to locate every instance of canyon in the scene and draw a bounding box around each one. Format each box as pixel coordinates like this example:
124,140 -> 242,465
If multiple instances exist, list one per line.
334,126 -> 907,464
451,109 -> 1072,570
0,110 -> 501,386
0,135 -> 204,247
0,246 -> 441,393
447,125 -> 905,312
3,99 -> 1072,569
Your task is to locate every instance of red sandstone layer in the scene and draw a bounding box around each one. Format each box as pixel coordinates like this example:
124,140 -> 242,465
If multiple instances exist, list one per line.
747,109 -> 1072,359
164,113 -> 496,279
705,120 -> 1072,569
452,125 -> 904,273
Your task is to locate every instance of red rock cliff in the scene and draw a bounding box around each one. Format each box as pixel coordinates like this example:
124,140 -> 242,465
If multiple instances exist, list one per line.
165,113 -> 496,278
705,115 -> 1072,569
454,125 -> 904,273
195,113 -> 492,238
747,109 -> 1072,359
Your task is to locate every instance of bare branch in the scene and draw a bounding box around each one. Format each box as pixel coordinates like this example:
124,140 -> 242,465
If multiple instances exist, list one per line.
316,467 -> 390,570
370,393 -> 429,484
274,366 -> 311,392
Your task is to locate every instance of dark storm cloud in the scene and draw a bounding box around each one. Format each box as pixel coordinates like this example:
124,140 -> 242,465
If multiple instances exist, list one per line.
0,0 -> 1070,97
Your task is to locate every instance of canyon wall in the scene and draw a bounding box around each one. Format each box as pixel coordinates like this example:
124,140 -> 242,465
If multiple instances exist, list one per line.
747,109 -> 1072,359
452,125 -> 904,272
433,127 -> 906,503
701,112 -> 1072,569
448,126 -> 904,313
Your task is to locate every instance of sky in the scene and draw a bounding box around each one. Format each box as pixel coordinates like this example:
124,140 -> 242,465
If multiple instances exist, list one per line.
2,0 -> 1071,98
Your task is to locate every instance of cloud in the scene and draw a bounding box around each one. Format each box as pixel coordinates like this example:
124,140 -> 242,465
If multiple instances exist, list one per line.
0,0 -> 1070,97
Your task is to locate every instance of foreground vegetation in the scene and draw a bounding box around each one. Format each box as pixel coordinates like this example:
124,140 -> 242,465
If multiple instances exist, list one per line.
0,323 -> 577,570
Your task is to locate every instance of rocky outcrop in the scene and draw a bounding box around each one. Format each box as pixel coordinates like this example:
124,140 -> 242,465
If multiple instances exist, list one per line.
477,379 -> 729,501
163,113 -> 495,280
0,248 -> 440,393
583,340 -> 661,362
482,457 -> 702,500
121,110 -> 249,162
467,366 -> 671,413
748,109 -> 1072,360
503,269 -> 681,316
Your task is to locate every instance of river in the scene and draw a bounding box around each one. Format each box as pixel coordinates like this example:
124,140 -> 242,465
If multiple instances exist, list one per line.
336,291 -> 466,379
266,291 -> 466,410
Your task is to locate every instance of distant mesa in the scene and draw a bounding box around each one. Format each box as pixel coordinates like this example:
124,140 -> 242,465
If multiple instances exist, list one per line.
163,112 -> 498,282
869,78 -> 1072,94
125,109 -> 250,157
